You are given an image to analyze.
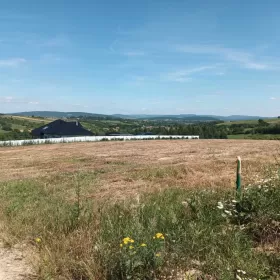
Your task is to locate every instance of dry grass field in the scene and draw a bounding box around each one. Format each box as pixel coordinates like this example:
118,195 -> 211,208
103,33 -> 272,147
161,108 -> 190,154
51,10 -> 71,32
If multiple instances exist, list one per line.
0,139 -> 279,198
0,139 -> 280,280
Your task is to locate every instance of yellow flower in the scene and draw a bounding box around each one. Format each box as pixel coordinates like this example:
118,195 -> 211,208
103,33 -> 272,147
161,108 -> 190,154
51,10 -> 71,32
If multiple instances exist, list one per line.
129,245 -> 134,250
123,237 -> 131,244
140,243 -> 147,247
35,238 -> 42,243
122,237 -> 134,244
155,233 -> 164,240
120,243 -> 123,248
155,253 -> 161,257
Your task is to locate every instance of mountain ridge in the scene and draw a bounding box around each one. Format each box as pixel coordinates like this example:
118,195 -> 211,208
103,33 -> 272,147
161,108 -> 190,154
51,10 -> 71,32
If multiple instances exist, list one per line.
8,111 -> 275,122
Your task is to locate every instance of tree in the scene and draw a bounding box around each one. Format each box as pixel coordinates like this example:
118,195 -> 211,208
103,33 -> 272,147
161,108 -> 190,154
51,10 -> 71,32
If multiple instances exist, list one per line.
258,119 -> 269,126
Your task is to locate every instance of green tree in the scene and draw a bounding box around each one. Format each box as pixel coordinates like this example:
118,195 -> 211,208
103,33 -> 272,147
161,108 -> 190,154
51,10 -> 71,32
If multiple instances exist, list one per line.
258,119 -> 269,126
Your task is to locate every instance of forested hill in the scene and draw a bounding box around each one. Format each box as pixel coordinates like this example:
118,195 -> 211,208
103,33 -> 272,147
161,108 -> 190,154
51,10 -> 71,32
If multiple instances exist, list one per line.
10,111 -> 273,122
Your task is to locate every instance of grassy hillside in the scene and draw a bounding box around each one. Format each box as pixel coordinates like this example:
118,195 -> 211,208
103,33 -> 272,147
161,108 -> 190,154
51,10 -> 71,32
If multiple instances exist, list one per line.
0,115 -> 49,140
217,118 -> 280,126
217,118 -> 280,140
5,115 -> 52,123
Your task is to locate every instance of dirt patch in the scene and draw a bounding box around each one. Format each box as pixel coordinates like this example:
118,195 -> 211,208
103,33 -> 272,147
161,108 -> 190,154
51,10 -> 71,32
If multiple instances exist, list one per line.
0,245 -> 33,280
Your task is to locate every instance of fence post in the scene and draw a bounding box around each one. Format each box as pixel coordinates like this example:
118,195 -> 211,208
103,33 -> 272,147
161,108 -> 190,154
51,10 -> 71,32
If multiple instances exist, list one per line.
236,156 -> 242,199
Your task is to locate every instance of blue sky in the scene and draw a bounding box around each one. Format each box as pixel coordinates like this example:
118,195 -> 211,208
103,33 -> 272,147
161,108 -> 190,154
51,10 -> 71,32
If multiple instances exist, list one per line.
0,0 -> 280,116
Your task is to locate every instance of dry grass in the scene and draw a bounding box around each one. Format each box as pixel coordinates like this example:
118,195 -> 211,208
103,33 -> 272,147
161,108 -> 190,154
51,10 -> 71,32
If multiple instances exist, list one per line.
1,139 -> 280,279
0,140 -> 279,200
1,115 -> 52,123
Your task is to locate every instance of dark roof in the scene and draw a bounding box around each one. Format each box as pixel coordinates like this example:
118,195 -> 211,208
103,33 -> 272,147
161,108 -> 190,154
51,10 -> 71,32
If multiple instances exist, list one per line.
31,119 -> 94,137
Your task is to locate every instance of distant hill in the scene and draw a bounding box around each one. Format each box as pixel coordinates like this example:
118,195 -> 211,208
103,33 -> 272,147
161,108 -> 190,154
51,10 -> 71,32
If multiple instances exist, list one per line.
12,111 -> 118,120
12,111 -> 275,122
138,114 -> 219,121
214,115 -> 272,121
113,114 -> 273,122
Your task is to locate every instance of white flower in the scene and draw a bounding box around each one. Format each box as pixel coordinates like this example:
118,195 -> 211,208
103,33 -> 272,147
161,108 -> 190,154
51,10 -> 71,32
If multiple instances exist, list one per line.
217,202 -> 224,209
237,269 -> 246,275
232,200 -> 237,203
224,210 -> 232,216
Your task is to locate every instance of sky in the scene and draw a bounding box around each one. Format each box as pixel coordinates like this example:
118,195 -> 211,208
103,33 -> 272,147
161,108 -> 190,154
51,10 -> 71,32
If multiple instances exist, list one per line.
0,0 -> 280,116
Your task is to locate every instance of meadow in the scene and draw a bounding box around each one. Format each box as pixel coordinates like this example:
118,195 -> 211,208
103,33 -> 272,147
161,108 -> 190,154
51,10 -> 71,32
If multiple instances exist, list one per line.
0,140 -> 280,279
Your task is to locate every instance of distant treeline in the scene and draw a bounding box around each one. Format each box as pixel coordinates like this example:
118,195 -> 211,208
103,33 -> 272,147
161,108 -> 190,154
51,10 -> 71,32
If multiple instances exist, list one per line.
225,119 -> 280,135
255,124 -> 280,134
140,124 -> 228,139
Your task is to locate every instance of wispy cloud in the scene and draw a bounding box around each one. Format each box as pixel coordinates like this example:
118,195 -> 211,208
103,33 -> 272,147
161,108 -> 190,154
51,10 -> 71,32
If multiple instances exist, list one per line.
73,103 -> 89,108
0,96 -> 39,104
0,58 -> 26,67
122,51 -> 145,56
21,34 -> 71,48
28,101 -> 39,105
0,96 -> 14,102
270,97 -> 277,100
165,65 -> 218,82
176,45 -> 278,70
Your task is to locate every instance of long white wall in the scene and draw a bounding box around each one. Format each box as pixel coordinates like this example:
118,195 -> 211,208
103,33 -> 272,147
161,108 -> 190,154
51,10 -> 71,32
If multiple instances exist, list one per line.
0,135 -> 199,147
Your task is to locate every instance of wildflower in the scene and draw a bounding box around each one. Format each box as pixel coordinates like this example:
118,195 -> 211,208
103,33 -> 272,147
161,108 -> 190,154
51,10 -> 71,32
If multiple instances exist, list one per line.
155,253 -> 161,257
217,202 -> 224,209
120,244 -> 123,248
140,243 -> 147,247
35,238 -> 42,243
129,245 -> 134,250
123,238 -> 129,244
154,233 -> 164,240
237,269 -> 246,275
224,210 -> 232,216
122,237 -> 134,244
